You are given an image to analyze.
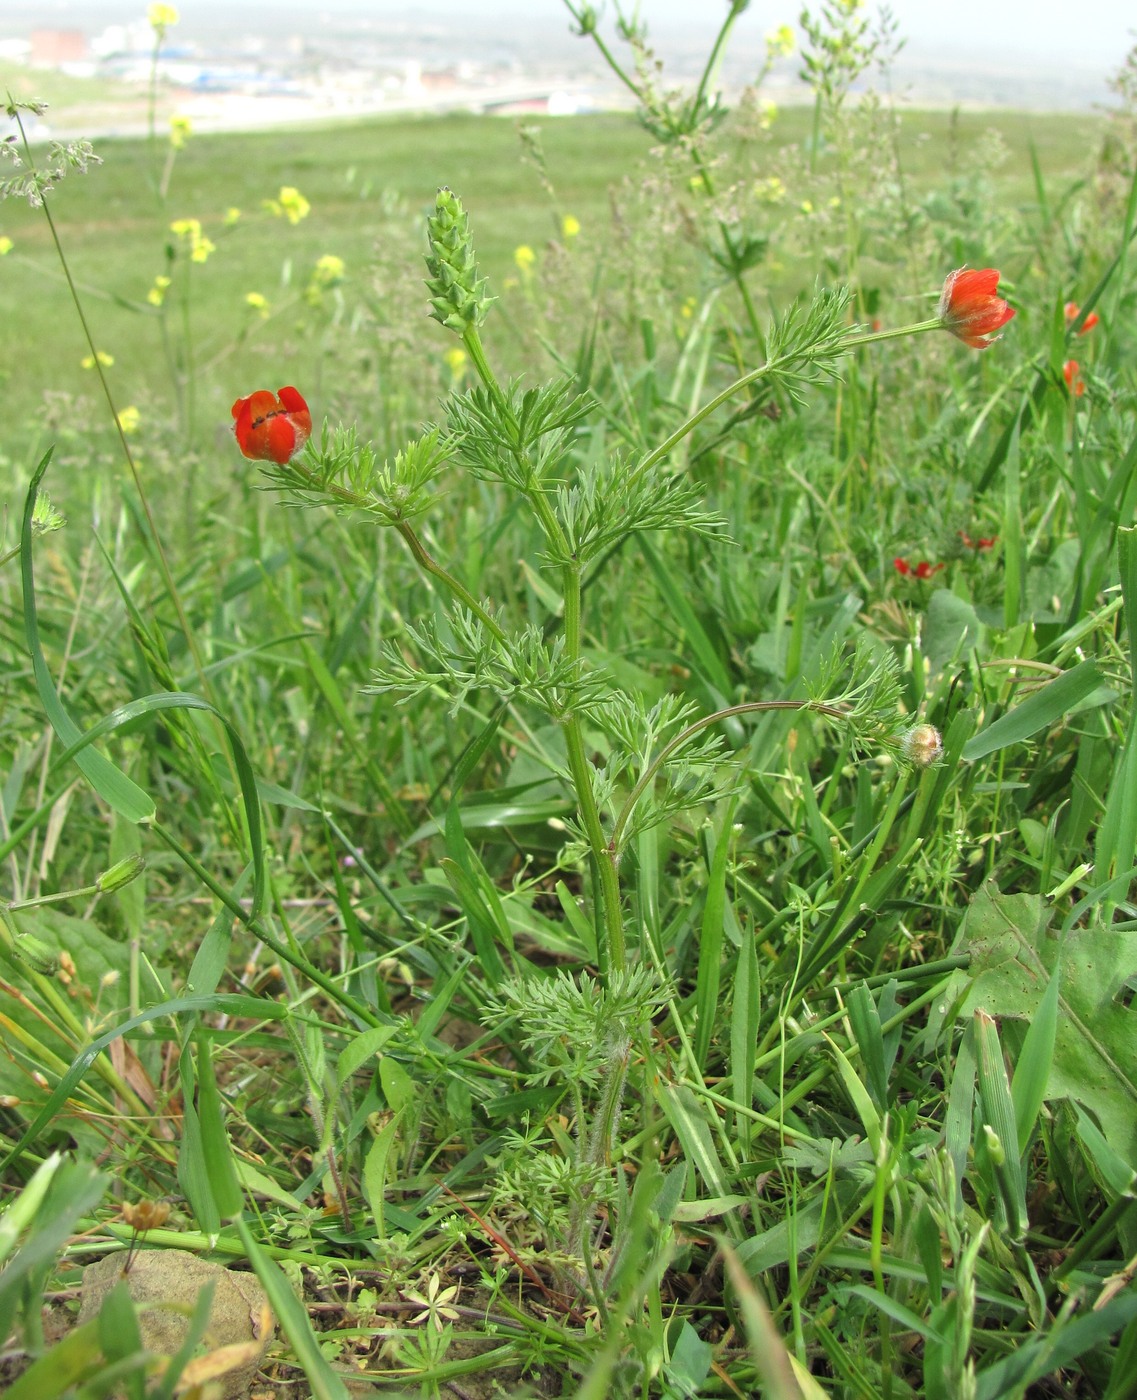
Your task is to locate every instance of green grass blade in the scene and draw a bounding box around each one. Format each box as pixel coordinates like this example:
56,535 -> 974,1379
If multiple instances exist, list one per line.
0,993 -> 285,1174
975,1010 -> 1028,1243
694,799 -> 735,1069
1011,963 -> 1060,1158
236,1216 -> 353,1400
51,689 -> 267,917
20,450 -> 154,824
962,659 -> 1104,761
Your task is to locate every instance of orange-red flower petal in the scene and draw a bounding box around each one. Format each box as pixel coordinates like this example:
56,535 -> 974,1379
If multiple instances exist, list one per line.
231,385 -> 312,463
1064,301 -> 1099,334
1063,360 -> 1085,397
938,267 -> 1015,349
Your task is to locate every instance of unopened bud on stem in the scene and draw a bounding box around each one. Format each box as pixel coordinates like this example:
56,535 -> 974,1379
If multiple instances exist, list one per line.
96,852 -> 146,894
424,188 -> 494,333
900,723 -> 943,768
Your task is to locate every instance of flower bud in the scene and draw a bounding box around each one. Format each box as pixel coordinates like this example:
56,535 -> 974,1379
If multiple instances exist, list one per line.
983,1123 -> 1005,1167
900,723 -> 943,768
424,188 -> 494,332
96,852 -> 146,893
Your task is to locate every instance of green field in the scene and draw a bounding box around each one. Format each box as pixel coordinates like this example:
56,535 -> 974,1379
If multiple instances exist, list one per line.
2,14 -> 1137,1397
0,103 -> 1106,463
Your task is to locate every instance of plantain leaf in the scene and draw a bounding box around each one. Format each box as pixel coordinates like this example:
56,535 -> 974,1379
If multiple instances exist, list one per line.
957,882 -> 1137,1166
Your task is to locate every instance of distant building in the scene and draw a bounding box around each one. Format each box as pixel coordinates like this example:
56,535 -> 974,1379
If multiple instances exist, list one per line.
30,30 -> 88,66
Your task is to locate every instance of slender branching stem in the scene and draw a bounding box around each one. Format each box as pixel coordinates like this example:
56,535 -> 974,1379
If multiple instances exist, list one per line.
394,521 -> 508,645
562,564 -> 626,974
634,317 -> 944,476
610,699 -> 853,853
461,321 -> 624,974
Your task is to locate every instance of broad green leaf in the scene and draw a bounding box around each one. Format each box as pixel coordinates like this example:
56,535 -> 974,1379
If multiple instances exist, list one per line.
958,882 -> 1137,1166
694,800 -> 736,1069
336,1025 -> 398,1085
3,1320 -> 106,1400
363,1114 -> 403,1242
1095,527 -> 1137,895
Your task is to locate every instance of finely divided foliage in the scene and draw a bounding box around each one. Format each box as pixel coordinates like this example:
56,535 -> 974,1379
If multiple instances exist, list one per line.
1,6 -> 1137,1399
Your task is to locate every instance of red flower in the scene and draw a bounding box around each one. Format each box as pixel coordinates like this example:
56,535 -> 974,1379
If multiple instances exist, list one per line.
231,386 -> 312,463
938,267 -> 1016,349
959,531 -> 997,550
1064,301 -> 1099,334
894,557 -> 943,579
1063,360 -> 1085,397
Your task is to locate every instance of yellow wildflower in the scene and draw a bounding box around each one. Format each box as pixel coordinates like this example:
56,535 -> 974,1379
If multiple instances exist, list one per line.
444,346 -> 467,376
170,218 -> 214,262
117,406 -> 141,435
754,176 -> 786,204
271,186 -> 311,225
0,236 -> 12,256
828,195 -> 842,209
245,291 -> 269,317
147,274 -> 171,306
688,174 -> 706,194
757,99 -> 778,130
679,295 -> 697,320
169,115 -> 192,149
765,25 -> 795,58
148,3 -> 179,32
312,254 -> 345,287
513,244 -> 535,272
800,200 -> 814,215
81,351 -> 115,369
224,206 -> 241,226
562,214 -> 581,239
305,254 -> 345,305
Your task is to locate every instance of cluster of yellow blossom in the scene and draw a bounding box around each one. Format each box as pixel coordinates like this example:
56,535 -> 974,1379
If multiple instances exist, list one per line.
244,291 -> 270,318
514,245 -> 535,273
168,115 -> 192,150
0,235 -> 12,256
753,176 -> 787,204
117,406 -> 141,435
147,3 -> 178,33
443,346 -> 467,378
765,25 -> 795,58
169,217 -> 215,263
224,207 -> 241,226
264,186 -> 311,225
81,351 -> 115,369
305,253 -> 345,305
562,214 -> 581,239
146,274 -> 171,306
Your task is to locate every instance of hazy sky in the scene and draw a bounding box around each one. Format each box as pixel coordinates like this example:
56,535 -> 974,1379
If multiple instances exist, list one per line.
11,0 -> 1135,67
